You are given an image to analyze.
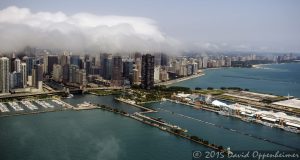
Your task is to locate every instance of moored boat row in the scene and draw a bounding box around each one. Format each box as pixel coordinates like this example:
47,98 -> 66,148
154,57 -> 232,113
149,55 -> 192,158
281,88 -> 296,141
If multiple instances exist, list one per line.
0,103 -> 10,112
8,102 -> 23,111
20,101 -> 38,110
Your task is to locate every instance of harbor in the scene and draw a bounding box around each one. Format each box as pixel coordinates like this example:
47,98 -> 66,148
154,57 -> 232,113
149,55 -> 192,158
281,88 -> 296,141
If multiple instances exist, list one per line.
0,93 -> 298,160
0,98 -> 72,117
74,101 -> 229,153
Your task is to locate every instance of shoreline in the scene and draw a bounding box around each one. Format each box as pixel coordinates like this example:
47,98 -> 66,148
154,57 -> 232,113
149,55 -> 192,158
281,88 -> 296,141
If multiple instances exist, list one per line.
156,73 -> 205,86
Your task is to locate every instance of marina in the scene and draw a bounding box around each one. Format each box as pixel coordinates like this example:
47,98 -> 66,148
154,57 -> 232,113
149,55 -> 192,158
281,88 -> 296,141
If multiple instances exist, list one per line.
20,101 -> 38,110
1,93 -> 299,160
35,100 -> 55,108
0,98 -> 71,117
8,102 -> 23,111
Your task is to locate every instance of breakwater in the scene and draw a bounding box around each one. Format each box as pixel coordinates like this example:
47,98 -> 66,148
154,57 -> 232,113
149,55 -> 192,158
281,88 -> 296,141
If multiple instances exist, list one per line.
76,101 -> 228,153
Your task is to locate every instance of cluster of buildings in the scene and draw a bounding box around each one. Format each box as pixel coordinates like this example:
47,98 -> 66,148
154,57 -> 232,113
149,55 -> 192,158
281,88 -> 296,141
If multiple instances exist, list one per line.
1,49 -> 298,95
0,52 -> 165,94
1,51 -> 226,93
276,53 -> 298,62
0,56 -> 43,94
170,92 -> 300,133
212,100 -> 300,132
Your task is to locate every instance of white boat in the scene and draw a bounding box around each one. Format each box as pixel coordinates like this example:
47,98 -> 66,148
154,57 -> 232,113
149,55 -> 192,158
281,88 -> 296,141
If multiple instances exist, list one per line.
8,102 -> 23,111
0,103 -> 10,112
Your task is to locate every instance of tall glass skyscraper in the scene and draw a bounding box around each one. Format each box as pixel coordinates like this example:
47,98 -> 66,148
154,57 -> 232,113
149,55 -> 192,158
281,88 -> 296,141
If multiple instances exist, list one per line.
0,57 -> 10,93
141,54 -> 154,90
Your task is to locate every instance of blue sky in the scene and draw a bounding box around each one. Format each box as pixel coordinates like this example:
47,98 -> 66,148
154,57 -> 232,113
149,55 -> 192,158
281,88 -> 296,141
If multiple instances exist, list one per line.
0,0 -> 299,53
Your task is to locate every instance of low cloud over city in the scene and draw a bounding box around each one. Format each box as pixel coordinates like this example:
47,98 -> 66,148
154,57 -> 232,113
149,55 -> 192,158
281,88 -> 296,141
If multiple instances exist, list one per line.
0,6 -> 181,54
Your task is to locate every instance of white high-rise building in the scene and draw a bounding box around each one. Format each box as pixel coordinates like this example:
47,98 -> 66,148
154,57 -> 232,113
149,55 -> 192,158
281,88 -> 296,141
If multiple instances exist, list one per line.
154,66 -> 160,83
52,64 -> 63,82
43,53 -> 48,74
0,57 -> 10,93
202,57 -> 208,68
20,63 -> 27,88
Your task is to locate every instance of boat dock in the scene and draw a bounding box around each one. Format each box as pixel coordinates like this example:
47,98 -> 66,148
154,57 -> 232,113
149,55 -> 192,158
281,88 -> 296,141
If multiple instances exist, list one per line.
20,101 -> 38,110
0,98 -> 74,117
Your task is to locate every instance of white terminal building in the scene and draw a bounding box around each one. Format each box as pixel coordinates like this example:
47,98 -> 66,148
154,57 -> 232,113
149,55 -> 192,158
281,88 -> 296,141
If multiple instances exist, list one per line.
212,100 -> 300,129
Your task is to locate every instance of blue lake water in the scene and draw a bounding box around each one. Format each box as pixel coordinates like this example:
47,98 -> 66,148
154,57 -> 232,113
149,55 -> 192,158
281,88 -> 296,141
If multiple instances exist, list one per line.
171,63 -> 300,98
0,63 -> 299,160
0,95 -> 205,160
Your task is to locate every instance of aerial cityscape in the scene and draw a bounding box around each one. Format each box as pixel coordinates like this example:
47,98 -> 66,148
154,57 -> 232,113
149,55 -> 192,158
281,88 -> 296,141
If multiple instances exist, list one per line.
0,0 -> 299,160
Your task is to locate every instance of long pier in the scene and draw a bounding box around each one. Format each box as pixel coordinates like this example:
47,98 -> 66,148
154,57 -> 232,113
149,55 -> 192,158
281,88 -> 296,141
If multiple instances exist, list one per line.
157,107 -> 300,150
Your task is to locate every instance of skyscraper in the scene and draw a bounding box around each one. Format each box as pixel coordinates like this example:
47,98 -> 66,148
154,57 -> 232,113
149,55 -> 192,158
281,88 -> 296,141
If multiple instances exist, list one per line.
123,59 -> 133,83
62,64 -> 69,83
102,54 -> 112,80
202,57 -> 208,68
13,58 -> 21,72
23,56 -> 35,76
32,64 -> 43,89
111,56 -> 123,86
60,53 -> 69,66
47,55 -> 58,75
161,53 -> 169,66
43,53 -> 48,74
52,64 -> 63,82
85,60 -> 92,75
134,52 -> 142,83
10,71 -> 22,89
70,55 -> 80,66
75,69 -> 87,86
69,65 -> 79,83
0,57 -> 10,93
135,58 -> 142,83
154,53 -> 161,66
20,63 -> 27,88
141,54 -> 154,90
